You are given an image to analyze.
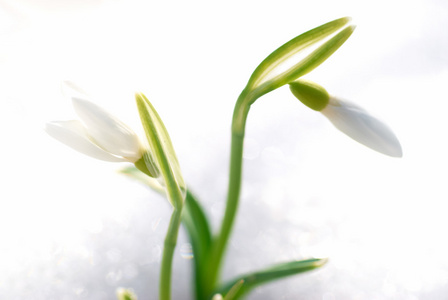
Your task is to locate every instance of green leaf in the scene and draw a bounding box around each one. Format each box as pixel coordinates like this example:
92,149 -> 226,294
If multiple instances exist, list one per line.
182,191 -> 213,300
223,279 -> 244,300
216,258 -> 328,299
246,17 -> 351,91
135,93 -> 185,208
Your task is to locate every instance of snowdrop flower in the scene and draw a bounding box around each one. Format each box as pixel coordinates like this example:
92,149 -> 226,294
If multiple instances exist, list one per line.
116,287 -> 138,300
46,96 -> 144,163
289,79 -> 402,157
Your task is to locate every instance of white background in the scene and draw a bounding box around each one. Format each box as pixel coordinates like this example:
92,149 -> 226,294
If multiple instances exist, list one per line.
1,0 -> 448,299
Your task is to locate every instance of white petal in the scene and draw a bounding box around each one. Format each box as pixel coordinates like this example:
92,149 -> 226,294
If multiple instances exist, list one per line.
321,97 -> 402,157
72,97 -> 142,160
45,120 -> 127,162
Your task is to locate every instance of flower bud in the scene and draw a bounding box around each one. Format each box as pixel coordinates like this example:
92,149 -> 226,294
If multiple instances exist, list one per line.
289,79 -> 329,111
289,79 -> 402,157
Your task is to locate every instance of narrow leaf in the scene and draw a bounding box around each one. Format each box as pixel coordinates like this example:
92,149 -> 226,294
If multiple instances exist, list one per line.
223,280 -> 244,300
216,258 -> 328,299
182,192 -> 213,300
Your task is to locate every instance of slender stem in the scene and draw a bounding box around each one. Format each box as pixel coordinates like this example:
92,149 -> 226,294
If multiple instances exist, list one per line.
214,133 -> 245,273
156,153 -> 184,300
205,89 -> 252,296
160,207 -> 182,300
159,180 -> 184,300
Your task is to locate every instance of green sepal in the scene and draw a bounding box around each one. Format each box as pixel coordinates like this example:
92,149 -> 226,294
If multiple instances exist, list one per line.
134,152 -> 160,178
289,79 -> 330,111
246,17 -> 351,92
135,93 -> 185,208
215,258 -> 328,299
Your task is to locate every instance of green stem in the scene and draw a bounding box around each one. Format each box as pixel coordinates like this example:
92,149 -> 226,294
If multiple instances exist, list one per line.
156,151 -> 184,300
160,207 -> 182,300
159,181 -> 184,300
205,89 -> 252,296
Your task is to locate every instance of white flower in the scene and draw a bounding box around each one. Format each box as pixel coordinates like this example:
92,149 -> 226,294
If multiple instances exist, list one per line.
46,96 -> 143,162
321,97 -> 402,157
116,287 -> 138,300
289,80 -> 402,157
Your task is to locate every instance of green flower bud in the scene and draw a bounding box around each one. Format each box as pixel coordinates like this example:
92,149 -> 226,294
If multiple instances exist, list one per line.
289,79 -> 329,111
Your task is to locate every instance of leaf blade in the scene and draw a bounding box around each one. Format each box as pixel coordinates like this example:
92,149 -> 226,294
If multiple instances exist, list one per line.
182,191 -> 213,300
217,258 -> 328,299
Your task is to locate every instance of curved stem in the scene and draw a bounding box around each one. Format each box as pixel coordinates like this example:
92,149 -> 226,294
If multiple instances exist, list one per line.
160,207 -> 182,300
159,182 -> 184,300
204,89 -> 252,296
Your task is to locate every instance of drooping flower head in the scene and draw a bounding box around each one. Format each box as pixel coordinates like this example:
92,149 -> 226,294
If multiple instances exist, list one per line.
289,79 -> 402,157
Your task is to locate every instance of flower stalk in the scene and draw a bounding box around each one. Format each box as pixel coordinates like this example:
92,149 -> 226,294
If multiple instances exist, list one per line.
205,17 -> 355,295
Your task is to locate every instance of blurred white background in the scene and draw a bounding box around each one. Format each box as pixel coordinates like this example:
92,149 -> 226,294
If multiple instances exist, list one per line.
1,0 -> 448,299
